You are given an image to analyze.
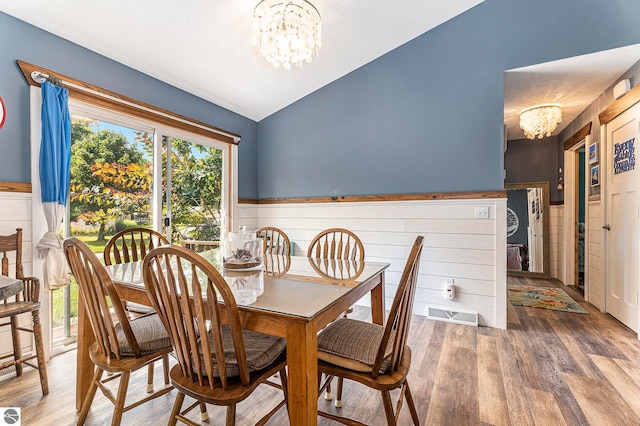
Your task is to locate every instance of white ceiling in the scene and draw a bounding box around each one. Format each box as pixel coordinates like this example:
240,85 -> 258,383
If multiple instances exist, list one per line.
1,0 -> 483,121
505,43 -> 640,141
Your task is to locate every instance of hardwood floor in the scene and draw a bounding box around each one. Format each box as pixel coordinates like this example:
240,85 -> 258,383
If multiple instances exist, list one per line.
2,276 -> 640,425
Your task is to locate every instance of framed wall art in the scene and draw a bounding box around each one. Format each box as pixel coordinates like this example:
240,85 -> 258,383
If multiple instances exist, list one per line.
590,165 -> 600,187
588,142 -> 598,164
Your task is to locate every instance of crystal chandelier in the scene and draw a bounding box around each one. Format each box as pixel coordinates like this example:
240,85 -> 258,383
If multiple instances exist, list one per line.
519,105 -> 563,139
251,0 -> 322,71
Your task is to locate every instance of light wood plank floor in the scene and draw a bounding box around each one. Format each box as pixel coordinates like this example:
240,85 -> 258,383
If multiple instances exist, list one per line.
2,276 -> 640,425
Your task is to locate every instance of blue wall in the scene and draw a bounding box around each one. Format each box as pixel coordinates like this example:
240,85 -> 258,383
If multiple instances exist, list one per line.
257,0 -> 640,199
4,0 -> 640,201
0,12 -> 258,199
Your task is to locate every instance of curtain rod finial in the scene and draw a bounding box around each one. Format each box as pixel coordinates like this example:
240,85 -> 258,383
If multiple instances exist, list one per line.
31,71 -> 47,84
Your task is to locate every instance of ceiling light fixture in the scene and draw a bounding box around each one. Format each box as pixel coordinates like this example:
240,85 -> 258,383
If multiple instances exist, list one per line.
519,104 -> 563,139
251,0 -> 322,71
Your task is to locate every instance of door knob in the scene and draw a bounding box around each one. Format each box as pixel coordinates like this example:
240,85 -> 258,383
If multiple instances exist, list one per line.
603,224 -> 611,231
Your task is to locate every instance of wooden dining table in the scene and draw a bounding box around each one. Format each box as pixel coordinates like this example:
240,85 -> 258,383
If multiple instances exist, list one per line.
75,253 -> 389,425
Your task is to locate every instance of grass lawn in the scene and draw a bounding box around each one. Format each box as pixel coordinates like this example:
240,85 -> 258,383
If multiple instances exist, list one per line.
52,234 -> 110,328
75,234 -> 112,254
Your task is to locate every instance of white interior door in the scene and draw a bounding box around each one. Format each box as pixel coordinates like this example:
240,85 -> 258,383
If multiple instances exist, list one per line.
605,103 -> 639,332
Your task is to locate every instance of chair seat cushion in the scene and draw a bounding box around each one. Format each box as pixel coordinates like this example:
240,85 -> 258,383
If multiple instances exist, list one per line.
115,313 -> 172,356
317,318 -> 394,373
200,325 -> 286,378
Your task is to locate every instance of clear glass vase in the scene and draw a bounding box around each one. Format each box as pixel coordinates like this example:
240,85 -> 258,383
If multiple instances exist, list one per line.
221,226 -> 262,269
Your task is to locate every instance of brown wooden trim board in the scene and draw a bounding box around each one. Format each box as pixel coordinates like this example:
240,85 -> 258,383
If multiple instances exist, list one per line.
0,181 -> 32,193
17,60 -> 241,145
563,122 -> 592,150
239,190 -> 506,204
599,81 -> 640,125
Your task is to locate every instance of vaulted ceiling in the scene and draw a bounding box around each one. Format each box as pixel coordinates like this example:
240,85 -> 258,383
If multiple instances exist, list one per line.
0,0 -> 483,121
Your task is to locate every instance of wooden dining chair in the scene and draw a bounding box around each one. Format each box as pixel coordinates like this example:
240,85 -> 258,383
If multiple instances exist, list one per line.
308,257 -> 365,282
103,227 -> 170,391
143,245 -> 289,425
317,236 -> 424,425
0,228 -> 49,396
64,238 -> 174,426
308,228 -> 365,398
103,227 -> 169,266
256,226 -> 290,255
307,227 -> 364,261
263,252 -> 291,278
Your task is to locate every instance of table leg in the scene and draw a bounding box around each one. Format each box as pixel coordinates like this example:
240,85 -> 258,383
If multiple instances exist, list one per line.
286,321 -> 318,425
370,271 -> 386,325
75,298 -> 95,411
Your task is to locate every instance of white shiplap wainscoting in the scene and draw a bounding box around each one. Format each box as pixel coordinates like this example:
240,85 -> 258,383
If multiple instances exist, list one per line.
0,191 -> 34,370
587,202 -> 604,310
239,198 -> 507,328
549,204 -> 565,281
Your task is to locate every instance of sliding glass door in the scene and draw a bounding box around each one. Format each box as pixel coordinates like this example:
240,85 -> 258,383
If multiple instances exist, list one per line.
52,106 -> 229,352
53,113 -> 154,349
162,136 -> 225,245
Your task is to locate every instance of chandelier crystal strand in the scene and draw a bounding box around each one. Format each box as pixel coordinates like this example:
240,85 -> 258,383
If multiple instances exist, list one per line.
519,105 -> 563,139
252,0 -> 322,71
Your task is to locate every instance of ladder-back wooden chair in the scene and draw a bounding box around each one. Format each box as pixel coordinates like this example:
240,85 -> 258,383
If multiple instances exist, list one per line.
143,245 -> 289,425
317,236 -> 424,425
0,228 -> 49,396
256,226 -> 290,255
64,238 -> 173,426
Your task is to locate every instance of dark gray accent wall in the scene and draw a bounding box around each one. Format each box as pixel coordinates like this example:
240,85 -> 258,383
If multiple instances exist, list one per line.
505,137 -> 559,201
0,12 -> 258,199
257,0 -> 640,199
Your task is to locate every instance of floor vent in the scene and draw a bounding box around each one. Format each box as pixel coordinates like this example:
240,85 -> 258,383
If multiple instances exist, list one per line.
427,307 -> 478,327
0,364 -> 17,378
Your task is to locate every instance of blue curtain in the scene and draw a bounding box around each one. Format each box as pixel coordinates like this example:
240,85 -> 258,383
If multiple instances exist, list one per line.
36,81 -> 71,290
40,82 -> 71,205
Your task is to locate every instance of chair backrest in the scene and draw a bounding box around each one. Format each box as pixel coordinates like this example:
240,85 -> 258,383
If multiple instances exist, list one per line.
256,227 -> 290,255
263,253 -> 291,278
104,228 -> 169,266
143,245 -> 252,389
64,237 -> 141,360
0,228 -> 39,303
307,228 -> 365,261
308,257 -> 364,281
0,228 -> 24,279
371,236 -> 423,378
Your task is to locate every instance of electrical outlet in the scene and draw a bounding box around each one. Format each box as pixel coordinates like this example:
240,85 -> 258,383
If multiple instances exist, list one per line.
240,208 -> 248,218
475,206 -> 489,219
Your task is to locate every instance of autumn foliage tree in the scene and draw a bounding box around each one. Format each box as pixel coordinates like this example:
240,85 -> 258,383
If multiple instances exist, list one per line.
70,119 -> 151,241
69,118 -> 224,243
